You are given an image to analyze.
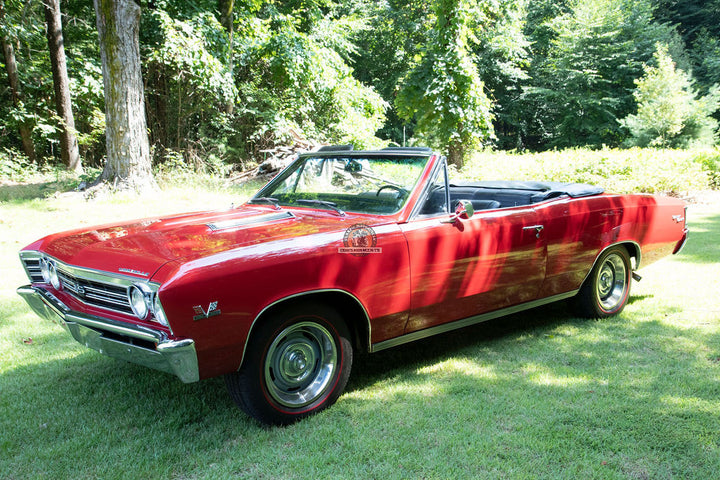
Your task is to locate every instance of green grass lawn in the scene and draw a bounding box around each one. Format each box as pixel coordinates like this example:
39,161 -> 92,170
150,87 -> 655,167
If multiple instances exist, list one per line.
1,181 -> 719,479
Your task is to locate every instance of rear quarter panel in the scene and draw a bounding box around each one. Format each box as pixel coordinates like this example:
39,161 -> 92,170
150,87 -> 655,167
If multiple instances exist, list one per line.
536,193 -> 686,298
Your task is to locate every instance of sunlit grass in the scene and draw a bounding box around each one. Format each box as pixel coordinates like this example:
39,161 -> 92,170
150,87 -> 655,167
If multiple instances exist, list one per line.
0,176 -> 718,478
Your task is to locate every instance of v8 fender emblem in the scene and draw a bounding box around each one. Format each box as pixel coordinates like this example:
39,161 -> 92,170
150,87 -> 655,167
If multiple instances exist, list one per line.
193,301 -> 221,321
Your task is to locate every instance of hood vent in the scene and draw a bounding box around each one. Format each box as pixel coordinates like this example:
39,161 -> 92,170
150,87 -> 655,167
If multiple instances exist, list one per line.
206,211 -> 295,231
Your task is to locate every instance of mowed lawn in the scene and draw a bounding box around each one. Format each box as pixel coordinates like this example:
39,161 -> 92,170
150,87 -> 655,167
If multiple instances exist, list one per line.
1,184 -> 719,479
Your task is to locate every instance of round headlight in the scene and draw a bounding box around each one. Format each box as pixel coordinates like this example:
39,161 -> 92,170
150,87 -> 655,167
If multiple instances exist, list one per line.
152,294 -> 169,327
128,284 -> 151,319
40,257 -> 61,290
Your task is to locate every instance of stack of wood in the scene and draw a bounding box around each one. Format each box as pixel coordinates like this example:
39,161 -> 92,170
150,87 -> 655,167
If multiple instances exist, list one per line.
228,129 -> 324,184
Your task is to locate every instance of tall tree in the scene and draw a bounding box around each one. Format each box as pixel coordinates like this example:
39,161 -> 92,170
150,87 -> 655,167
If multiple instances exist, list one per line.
521,0 -> 684,149
43,0 -> 81,173
218,0 -> 234,114
94,0 -> 155,191
0,0 -> 36,162
396,0 -> 494,167
622,44 -> 719,147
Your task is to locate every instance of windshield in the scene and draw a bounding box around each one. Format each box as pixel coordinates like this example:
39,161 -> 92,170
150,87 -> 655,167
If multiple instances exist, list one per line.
252,155 -> 429,215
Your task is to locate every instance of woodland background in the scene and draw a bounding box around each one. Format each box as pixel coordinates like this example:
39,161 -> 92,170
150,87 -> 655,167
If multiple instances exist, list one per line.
1,0 -> 719,183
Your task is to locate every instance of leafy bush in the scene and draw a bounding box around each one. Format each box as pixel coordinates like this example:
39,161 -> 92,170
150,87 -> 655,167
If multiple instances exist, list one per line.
460,147 -> 715,194
622,44 -> 720,148
696,150 -> 720,189
0,148 -> 38,181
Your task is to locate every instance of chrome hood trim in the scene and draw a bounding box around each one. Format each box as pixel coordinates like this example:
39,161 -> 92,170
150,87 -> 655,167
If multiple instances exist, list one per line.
206,211 -> 295,231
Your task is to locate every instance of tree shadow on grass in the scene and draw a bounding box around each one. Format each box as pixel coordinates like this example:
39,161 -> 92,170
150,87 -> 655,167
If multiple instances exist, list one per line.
348,301 -> 573,392
4,296 -> 719,479
0,180 -> 72,203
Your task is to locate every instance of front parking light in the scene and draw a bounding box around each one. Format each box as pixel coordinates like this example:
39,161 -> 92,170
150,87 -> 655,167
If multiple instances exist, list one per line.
152,293 -> 169,327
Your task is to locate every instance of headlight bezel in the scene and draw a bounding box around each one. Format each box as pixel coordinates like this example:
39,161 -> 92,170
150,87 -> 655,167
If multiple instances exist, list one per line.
128,283 -> 153,320
128,283 -> 170,328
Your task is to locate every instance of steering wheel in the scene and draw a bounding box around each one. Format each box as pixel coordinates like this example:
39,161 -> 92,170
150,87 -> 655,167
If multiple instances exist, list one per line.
376,184 -> 408,198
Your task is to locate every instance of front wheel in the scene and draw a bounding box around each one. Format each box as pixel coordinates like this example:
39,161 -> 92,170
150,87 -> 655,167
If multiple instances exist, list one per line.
225,303 -> 352,425
573,246 -> 632,318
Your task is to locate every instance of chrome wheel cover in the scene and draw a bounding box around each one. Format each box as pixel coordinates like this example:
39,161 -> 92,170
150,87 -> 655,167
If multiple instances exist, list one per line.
264,322 -> 338,408
596,253 -> 628,311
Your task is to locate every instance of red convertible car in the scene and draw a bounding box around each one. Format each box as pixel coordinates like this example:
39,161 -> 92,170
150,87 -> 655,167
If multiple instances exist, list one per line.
18,146 -> 688,424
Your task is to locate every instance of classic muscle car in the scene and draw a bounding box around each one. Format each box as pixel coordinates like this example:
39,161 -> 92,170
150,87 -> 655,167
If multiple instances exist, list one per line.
18,146 -> 688,424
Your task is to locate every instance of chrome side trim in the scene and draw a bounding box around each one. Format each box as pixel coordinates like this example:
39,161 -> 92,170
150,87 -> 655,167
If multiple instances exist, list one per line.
238,289 -> 372,370
370,291 -> 579,353
17,285 -> 199,383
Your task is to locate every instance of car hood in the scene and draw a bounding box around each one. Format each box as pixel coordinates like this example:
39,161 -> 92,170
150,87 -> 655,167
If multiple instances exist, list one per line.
31,206 -> 385,279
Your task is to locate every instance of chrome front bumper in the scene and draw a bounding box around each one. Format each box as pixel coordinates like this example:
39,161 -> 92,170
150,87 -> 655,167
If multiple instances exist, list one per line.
17,285 -> 199,383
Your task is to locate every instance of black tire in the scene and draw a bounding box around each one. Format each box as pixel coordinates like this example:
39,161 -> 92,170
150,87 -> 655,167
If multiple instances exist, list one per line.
225,303 -> 353,425
573,246 -> 632,319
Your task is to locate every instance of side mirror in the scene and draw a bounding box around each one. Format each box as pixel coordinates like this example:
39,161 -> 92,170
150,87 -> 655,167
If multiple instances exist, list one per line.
441,199 -> 474,223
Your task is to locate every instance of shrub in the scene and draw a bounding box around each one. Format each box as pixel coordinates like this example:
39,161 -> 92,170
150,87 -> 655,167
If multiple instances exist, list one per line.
461,147 -> 713,194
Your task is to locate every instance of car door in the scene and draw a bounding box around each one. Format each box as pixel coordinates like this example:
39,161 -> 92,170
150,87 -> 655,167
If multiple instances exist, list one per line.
399,161 -> 547,333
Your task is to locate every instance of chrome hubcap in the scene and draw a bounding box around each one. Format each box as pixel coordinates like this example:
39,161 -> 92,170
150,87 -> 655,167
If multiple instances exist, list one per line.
596,253 -> 628,311
265,322 -> 337,408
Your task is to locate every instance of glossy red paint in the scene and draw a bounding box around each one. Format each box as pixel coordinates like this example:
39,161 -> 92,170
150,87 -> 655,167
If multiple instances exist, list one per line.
18,150 -> 688,384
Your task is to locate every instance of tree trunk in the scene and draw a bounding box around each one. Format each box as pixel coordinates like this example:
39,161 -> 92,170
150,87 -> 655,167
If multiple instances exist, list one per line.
218,0 -> 234,114
94,0 -> 156,192
0,0 -> 36,163
43,0 -> 82,173
447,138 -> 465,169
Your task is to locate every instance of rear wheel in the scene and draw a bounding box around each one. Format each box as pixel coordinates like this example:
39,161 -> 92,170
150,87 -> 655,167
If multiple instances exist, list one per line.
573,246 -> 632,318
225,303 -> 352,425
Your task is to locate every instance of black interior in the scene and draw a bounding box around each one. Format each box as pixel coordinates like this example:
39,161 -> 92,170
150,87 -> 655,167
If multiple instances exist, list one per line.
422,180 -> 604,215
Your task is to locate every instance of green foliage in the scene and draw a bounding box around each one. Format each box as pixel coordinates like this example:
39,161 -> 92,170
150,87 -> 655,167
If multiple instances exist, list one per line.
471,0 -> 531,150
460,147 -> 716,194
234,6 -> 387,152
0,0 -> 107,166
0,148 -> 38,180
352,0 -> 434,144
654,0 -> 720,88
521,0 -> 681,149
2,0 -> 720,171
691,29 -> 720,93
695,150 -> 720,189
142,9 -> 236,164
396,0 -> 494,167
622,44 -> 720,148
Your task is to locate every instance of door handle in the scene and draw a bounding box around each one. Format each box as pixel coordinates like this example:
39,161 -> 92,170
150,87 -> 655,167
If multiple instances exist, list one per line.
523,225 -> 544,238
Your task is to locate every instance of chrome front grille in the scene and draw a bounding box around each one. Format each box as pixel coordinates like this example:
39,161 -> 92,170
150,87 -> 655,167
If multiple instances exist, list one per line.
56,268 -> 134,315
22,258 -> 44,283
21,255 -> 135,316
